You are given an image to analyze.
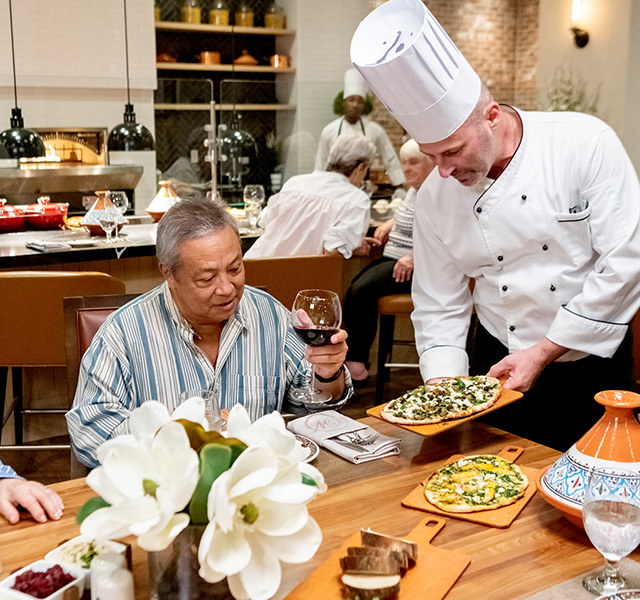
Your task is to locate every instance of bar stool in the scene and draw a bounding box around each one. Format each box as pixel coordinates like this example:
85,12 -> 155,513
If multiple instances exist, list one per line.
0,271 -> 126,451
376,293 -> 419,403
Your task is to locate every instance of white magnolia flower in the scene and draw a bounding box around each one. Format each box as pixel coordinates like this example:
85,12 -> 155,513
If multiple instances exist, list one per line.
96,398 -> 207,464
225,405 -> 327,493
81,421 -> 200,551
198,443 -> 322,600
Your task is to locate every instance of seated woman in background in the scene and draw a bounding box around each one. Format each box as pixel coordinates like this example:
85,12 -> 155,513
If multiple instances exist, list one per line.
244,134 -> 377,259
0,459 -> 64,524
343,139 -> 435,384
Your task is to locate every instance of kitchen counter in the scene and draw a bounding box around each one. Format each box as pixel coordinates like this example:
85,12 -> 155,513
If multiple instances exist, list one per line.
0,222 -> 260,269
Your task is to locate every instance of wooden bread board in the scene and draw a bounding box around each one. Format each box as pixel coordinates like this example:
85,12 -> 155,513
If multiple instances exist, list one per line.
285,516 -> 471,600
366,387 -> 523,437
402,446 -> 538,528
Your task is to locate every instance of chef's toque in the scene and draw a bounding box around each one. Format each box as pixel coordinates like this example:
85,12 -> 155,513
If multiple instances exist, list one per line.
343,67 -> 368,99
350,0 -> 481,144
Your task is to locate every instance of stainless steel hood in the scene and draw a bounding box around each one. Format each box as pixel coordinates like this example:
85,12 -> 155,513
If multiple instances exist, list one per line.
0,164 -> 143,196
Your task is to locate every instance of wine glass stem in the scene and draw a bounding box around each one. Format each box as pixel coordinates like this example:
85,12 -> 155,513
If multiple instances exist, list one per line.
602,558 -> 623,587
309,365 -> 317,397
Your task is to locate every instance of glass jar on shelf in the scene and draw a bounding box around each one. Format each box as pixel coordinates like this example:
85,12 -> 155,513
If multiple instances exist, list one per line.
235,1 -> 254,27
154,0 -> 161,21
209,0 -> 229,25
181,0 -> 201,24
264,2 -> 285,29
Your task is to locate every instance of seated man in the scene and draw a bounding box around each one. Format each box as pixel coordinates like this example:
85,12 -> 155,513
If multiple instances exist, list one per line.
0,459 -> 64,524
66,197 -> 352,468
244,134 -> 376,259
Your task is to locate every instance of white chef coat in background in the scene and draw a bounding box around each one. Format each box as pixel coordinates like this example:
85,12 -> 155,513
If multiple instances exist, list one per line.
244,170 -> 370,259
411,109 -> 640,381
314,117 -> 405,187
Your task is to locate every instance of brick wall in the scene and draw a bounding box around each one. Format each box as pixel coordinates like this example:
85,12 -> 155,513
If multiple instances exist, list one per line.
370,0 -> 539,150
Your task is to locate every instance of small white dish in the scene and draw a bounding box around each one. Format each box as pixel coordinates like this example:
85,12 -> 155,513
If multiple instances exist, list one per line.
67,239 -> 98,248
295,434 -> 320,463
0,559 -> 84,600
45,536 -> 128,587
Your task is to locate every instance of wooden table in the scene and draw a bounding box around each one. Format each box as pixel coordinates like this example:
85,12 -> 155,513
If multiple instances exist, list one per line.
1,418 -> 637,599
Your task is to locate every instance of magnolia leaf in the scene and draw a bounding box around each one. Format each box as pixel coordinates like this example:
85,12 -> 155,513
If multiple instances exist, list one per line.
189,442 -> 233,524
76,496 -> 111,525
301,473 -> 318,487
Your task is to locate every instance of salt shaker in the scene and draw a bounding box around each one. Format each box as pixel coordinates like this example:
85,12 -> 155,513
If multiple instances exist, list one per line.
91,554 -> 130,600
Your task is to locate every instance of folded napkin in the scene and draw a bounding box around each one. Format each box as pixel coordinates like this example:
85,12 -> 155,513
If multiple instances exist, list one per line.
287,410 -> 400,464
25,240 -> 72,252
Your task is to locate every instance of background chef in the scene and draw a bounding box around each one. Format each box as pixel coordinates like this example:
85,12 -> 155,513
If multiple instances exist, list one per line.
351,0 -> 640,450
314,68 -> 404,188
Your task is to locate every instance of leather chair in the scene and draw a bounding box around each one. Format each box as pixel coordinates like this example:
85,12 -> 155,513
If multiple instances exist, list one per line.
0,272 -> 126,451
243,253 -> 345,309
63,293 -> 139,478
375,294 -> 418,404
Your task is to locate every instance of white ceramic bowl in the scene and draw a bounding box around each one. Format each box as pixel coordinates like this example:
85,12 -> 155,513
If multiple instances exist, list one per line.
0,559 -> 84,600
44,536 -> 128,588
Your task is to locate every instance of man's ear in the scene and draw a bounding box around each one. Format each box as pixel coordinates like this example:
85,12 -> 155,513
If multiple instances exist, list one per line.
486,102 -> 501,130
159,262 -> 173,284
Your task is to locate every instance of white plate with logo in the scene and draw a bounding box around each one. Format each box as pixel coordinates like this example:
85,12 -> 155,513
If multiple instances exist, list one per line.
295,434 -> 320,463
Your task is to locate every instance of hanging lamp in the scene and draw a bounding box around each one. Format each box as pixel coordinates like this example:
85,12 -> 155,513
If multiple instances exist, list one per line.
0,0 -> 45,159
108,0 -> 154,151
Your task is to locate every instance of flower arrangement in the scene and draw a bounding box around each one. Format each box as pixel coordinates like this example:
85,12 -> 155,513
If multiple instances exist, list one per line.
541,67 -> 600,115
76,399 -> 326,600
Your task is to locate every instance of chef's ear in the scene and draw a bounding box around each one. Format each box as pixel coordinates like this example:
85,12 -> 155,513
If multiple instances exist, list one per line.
486,102 -> 502,130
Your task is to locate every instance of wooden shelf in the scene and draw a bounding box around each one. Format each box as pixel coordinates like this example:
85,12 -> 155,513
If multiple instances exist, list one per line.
157,62 -> 295,74
155,20 -> 295,36
154,103 -> 296,111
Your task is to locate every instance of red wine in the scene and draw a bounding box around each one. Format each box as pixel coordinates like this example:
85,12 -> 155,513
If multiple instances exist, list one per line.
293,326 -> 340,346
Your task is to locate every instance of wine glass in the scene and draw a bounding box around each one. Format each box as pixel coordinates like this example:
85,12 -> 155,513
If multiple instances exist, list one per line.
290,289 -> 342,407
179,388 -> 224,432
582,467 -> 640,595
243,184 -> 265,232
98,206 -> 119,244
107,191 -> 128,241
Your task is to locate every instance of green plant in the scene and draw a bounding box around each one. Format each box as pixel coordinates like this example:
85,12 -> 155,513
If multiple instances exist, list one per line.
541,67 -> 600,115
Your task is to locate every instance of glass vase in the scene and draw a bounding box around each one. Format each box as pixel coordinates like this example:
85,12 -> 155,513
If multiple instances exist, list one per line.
147,525 -> 233,600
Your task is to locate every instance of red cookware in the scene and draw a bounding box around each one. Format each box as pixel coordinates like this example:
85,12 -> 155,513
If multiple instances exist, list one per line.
25,196 -> 68,229
0,198 -> 26,233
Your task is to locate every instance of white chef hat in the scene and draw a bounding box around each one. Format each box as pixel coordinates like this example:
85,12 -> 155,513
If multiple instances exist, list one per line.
343,67 -> 368,99
350,0 -> 481,144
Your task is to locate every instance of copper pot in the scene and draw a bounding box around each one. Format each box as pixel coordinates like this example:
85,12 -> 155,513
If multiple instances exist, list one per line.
269,54 -> 289,69
197,51 -> 221,65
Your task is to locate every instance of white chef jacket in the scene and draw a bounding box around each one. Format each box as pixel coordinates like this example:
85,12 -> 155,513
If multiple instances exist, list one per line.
244,170 -> 370,259
314,116 -> 405,186
412,109 -> 640,381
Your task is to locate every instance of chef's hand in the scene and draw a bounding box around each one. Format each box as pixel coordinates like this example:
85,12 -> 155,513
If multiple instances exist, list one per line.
392,253 -> 414,283
488,337 -> 568,392
373,219 -> 394,245
352,237 -> 381,257
0,479 -> 64,525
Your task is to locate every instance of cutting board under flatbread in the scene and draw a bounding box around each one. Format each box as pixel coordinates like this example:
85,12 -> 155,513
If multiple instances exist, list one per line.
402,446 -> 538,528
285,516 -> 471,600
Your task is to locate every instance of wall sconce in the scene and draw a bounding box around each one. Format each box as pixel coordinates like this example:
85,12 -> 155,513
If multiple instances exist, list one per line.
570,0 -> 589,48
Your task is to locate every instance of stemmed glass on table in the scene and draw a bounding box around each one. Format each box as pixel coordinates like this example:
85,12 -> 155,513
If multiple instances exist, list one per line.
582,467 -> 640,595
97,204 -> 120,244
243,184 -> 265,233
107,191 -> 129,242
179,388 -> 224,432
290,289 -> 342,407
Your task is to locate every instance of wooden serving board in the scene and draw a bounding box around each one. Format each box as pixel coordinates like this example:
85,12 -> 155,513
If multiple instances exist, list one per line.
285,516 -> 471,600
401,446 -> 538,529
366,386 -> 523,437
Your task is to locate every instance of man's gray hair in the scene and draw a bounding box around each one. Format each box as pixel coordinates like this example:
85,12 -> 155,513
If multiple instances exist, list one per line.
327,133 -> 376,177
156,194 -> 239,275
399,138 -> 422,160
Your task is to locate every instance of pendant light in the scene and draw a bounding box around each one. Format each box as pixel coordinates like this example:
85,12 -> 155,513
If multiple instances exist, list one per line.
0,0 -> 45,159
108,0 -> 154,152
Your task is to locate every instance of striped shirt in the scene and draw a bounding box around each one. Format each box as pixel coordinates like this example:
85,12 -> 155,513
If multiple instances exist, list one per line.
384,187 -> 417,260
66,283 -> 352,468
0,460 -> 19,479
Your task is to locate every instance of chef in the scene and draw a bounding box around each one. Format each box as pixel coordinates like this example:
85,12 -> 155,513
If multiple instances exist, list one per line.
314,68 -> 404,187
351,0 -> 640,450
